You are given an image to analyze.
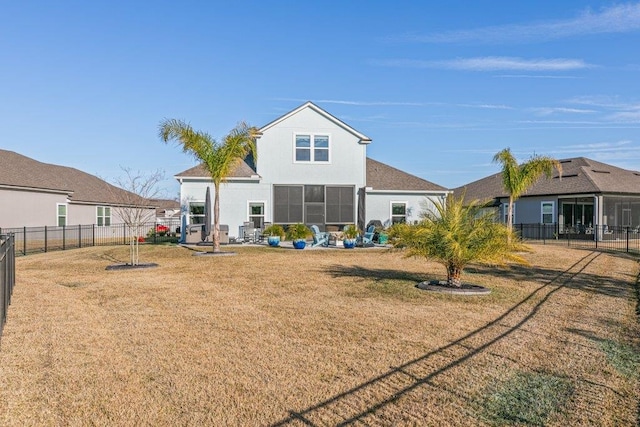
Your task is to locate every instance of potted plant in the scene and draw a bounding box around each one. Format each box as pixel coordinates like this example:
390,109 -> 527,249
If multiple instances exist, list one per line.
342,224 -> 358,249
286,223 -> 311,249
263,224 -> 285,247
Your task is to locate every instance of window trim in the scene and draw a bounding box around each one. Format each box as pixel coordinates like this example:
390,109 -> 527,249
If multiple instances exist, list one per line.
96,206 -> 112,227
247,200 -> 266,229
390,201 -> 408,224
293,133 -> 331,164
188,201 -> 205,225
57,203 -> 67,227
502,202 -> 516,224
541,201 -> 554,224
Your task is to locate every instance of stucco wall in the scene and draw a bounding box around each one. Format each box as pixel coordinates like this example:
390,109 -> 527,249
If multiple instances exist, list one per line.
257,107 -> 367,187
0,188 -> 68,228
365,192 -> 443,227
180,180 -> 271,238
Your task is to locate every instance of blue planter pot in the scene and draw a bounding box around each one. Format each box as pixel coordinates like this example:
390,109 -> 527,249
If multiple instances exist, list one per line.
343,239 -> 356,249
293,239 -> 306,249
267,236 -> 281,246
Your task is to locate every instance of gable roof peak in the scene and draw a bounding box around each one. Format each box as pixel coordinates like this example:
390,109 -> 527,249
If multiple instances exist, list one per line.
259,101 -> 372,143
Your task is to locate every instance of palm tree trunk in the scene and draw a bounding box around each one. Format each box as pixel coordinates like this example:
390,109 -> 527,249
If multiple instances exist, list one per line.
213,182 -> 221,253
447,264 -> 462,287
507,195 -> 514,245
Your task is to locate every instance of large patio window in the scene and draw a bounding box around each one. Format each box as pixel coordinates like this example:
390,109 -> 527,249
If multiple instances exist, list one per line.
602,196 -> 640,228
273,185 -> 354,225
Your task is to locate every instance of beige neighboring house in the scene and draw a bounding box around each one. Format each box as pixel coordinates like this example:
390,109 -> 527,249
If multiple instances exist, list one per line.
0,149 -> 157,229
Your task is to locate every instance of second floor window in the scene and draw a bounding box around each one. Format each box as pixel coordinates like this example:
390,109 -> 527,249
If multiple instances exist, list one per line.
295,134 -> 330,163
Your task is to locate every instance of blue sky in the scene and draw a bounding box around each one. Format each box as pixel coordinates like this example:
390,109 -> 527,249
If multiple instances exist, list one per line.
2,1 -> 639,198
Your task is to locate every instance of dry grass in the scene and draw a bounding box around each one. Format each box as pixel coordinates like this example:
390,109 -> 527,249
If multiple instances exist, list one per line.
0,243 -> 638,426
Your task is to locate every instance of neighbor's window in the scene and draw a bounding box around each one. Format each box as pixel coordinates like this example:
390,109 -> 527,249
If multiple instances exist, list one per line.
248,202 -> 265,229
391,202 -> 407,224
295,134 -> 330,163
189,202 -> 205,224
57,203 -> 67,227
97,206 -> 111,226
541,202 -> 554,224
502,203 -> 516,224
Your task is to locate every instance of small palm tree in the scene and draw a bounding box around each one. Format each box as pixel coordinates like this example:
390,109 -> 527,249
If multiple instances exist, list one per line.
159,119 -> 259,253
390,194 -> 526,287
493,148 -> 561,237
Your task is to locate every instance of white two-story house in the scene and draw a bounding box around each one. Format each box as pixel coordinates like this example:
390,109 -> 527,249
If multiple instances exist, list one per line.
175,102 -> 448,239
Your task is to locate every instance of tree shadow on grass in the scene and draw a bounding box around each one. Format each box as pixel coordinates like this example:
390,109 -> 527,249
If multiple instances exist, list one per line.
269,251 -> 629,426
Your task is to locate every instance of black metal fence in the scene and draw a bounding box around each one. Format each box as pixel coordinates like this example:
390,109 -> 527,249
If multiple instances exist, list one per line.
516,223 -> 640,254
1,233 -> 16,342
0,220 -> 181,257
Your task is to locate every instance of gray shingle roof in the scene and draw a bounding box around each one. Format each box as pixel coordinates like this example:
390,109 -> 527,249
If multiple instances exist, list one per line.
0,149 -> 153,206
366,158 -> 448,192
175,160 -> 257,179
454,157 -> 640,203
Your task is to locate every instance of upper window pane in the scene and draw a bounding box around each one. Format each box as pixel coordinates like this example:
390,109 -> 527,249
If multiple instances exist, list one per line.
314,135 -> 329,148
295,135 -> 311,147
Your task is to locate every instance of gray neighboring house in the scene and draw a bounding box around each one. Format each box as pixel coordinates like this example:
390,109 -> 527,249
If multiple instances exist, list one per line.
455,157 -> 640,237
175,102 -> 449,238
0,149 -> 157,229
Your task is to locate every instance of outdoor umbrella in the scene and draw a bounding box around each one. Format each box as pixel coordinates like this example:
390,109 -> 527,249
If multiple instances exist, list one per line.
202,186 -> 212,242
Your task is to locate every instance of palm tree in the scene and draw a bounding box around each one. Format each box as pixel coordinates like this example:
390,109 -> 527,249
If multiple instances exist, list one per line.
159,119 -> 259,253
493,148 -> 562,236
389,194 -> 526,287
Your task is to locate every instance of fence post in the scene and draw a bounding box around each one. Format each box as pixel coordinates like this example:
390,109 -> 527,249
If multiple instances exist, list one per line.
123,223 -> 127,245
93,224 -> 96,247
23,226 -> 26,255
595,224 -> 598,249
78,224 -> 82,249
62,224 -> 66,250
44,225 -> 48,253
626,226 -> 630,253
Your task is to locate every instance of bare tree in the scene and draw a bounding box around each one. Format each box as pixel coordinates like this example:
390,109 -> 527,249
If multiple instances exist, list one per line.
110,167 -> 166,266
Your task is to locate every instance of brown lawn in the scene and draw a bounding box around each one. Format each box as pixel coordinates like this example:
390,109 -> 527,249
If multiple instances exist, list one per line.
0,243 -> 638,426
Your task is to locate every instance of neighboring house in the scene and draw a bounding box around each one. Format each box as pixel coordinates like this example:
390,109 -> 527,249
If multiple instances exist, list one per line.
0,149 -> 157,229
175,102 -> 449,238
150,198 -> 181,226
455,157 -> 640,237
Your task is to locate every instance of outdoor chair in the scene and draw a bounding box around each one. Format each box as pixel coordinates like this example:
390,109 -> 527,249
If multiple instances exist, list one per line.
310,225 -> 330,247
359,225 -> 376,247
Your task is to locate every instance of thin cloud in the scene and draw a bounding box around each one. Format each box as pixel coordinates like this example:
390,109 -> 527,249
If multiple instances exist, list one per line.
271,97 -> 426,107
392,3 -> 640,44
372,57 -> 590,71
531,107 -> 597,116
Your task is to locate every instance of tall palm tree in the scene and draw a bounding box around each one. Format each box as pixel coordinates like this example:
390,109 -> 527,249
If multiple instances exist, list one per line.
493,148 -> 562,236
390,194 -> 526,287
159,119 -> 259,253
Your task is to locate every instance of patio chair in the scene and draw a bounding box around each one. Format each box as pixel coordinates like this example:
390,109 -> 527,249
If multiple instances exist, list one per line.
310,225 -> 330,247
359,225 -> 376,247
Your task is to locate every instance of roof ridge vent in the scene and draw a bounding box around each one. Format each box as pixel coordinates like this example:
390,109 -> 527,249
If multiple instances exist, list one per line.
591,169 -> 610,174
555,173 -> 578,178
